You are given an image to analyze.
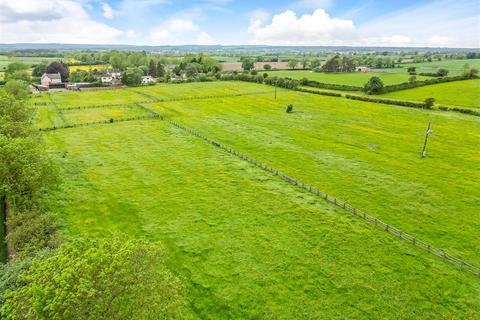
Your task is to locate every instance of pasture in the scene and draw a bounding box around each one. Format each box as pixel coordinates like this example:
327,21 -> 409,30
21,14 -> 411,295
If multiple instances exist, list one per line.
34,81 -> 480,318
0,55 -> 59,71
381,79 -> 480,109
404,59 -> 480,74
265,70 -> 430,86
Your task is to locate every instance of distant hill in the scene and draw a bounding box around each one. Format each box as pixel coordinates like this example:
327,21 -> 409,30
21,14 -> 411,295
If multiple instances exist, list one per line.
0,43 -> 476,53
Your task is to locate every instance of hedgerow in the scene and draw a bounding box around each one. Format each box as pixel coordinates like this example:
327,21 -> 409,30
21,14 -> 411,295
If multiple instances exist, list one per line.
381,75 -> 471,93
295,87 -> 342,97
220,73 -> 300,89
298,77 -> 363,91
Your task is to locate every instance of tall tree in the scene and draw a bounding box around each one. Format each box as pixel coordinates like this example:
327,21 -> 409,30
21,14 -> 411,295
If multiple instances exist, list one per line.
241,58 -> 255,71
148,59 -> 157,77
157,62 -> 166,78
288,60 -> 298,70
46,61 -> 69,82
1,238 -> 187,319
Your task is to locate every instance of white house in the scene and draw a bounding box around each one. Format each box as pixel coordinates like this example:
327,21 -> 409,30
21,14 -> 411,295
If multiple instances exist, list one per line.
107,68 -> 121,79
96,75 -> 113,83
40,73 -> 62,86
356,66 -> 371,72
141,76 -> 157,85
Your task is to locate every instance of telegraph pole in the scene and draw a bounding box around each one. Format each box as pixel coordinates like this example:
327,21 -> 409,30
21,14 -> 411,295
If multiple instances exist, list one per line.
421,122 -> 432,158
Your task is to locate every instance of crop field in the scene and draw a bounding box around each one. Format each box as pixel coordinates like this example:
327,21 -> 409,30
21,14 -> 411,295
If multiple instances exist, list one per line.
33,81 -> 480,318
380,79 -> 480,109
68,64 -> 111,72
265,70 -> 430,86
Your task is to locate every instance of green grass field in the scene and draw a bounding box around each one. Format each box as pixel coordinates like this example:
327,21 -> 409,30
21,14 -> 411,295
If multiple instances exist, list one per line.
380,79 -> 480,109
0,55 -> 58,71
404,59 -> 480,74
35,81 -> 480,318
265,70 -> 430,86
51,89 -> 147,108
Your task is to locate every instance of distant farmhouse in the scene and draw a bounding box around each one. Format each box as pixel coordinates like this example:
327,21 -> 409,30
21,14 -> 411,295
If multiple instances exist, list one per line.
95,74 -> 114,84
40,72 -> 62,86
355,66 -> 371,72
141,75 -> 157,85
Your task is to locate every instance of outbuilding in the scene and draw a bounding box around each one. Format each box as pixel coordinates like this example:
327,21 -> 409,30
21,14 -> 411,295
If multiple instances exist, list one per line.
40,73 -> 62,86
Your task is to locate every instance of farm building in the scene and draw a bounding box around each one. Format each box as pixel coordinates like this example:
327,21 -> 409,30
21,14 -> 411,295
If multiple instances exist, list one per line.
107,68 -> 121,79
40,72 -> 62,86
141,76 -> 157,85
96,75 -> 113,83
356,66 -> 371,72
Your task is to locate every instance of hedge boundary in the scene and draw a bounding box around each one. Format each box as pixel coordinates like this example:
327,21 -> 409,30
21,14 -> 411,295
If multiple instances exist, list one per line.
39,114 -> 161,131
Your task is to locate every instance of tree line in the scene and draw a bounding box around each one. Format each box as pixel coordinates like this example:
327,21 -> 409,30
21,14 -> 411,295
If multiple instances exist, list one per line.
0,88 -> 187,318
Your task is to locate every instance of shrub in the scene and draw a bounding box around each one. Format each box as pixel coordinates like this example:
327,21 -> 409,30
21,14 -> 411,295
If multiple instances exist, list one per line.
6,210 -> 60,258
437,68 -> 449,77
286,104 -> 294,113
364,76 -> 384,94
424,97 -> 435,109
264,64 -> 272,70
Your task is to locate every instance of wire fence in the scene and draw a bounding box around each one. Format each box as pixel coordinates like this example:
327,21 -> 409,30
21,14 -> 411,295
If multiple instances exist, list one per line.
130,89 -> 274,103
53,90 -> 273,111
163,116 -> 480,277
39,114 -> 161,131
36,96 -> 480,277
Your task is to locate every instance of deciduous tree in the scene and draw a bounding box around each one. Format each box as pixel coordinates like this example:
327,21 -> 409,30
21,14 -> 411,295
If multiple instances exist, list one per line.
1,238 -> 187,320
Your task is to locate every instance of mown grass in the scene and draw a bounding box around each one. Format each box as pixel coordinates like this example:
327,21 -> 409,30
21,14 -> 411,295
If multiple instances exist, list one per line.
43,120 -> 480,319
61,105 -> 151,124
380,79 -> 480,109
265,70 -> 430,86
129,81 -> 273,100
51,89 -> 147,108
405,59 -> 480,74
142,82 -> 480,267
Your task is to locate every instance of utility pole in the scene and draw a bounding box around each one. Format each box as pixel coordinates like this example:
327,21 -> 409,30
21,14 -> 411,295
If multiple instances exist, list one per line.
421,122 -> 432,158
274,87 -> 277,99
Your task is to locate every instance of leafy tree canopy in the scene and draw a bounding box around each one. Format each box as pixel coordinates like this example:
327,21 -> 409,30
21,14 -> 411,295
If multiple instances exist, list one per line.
364,76 -> 384,94
46,61 -> 69,82
1,238 -> 187,320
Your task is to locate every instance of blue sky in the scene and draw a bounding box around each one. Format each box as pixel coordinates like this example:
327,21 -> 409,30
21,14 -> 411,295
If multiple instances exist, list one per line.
0,0 -> 479,47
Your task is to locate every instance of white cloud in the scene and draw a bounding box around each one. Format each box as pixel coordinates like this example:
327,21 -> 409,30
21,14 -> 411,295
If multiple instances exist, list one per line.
102,2 -> 114,19
149,18 -> 216,45
248,9 -> 356,45
0,0 -> 124,44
